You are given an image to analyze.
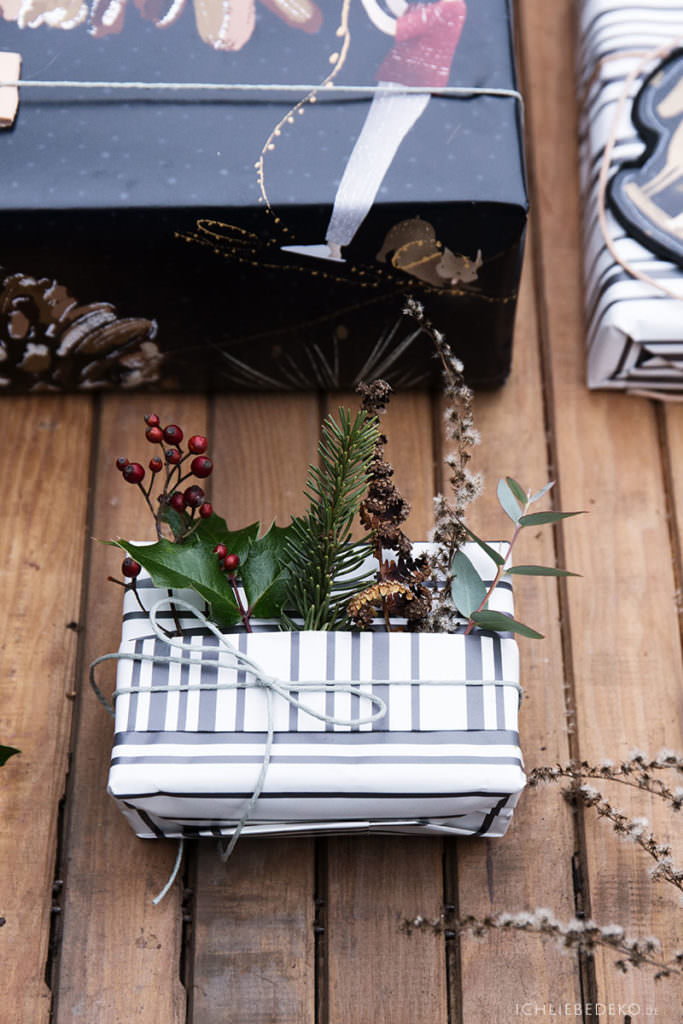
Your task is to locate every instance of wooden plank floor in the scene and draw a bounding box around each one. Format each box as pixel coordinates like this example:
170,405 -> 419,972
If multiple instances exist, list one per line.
2,1 -> 682,1021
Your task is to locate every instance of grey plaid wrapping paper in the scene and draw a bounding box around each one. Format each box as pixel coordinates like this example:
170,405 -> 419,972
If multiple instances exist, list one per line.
579,0 -> 683,393
108,544 -> 526,840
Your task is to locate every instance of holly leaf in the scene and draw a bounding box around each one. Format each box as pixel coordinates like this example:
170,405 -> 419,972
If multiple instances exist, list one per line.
518,510 -> 586,527
0,745 -> 19,767
241,523 -> 294,619
505,477 -> 528,505
497,477 -> 522,523
464,527 -> 506,567
159,503 -> 190,541
506,565 -> 581,577
115,532 -> 243,629
450,549 -> 487,617
470,609 -> 544,639
194,515 -> 260,562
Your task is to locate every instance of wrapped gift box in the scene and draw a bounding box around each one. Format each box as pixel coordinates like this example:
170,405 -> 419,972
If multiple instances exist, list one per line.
578,0 -> 683,394
0,0 -> 527,392
106,543 -> 525,841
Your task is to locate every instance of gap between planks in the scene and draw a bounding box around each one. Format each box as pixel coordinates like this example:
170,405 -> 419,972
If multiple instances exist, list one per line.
519,0 -> 683,1018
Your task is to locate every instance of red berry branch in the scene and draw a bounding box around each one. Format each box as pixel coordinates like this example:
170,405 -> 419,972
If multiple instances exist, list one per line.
213,548 -> 251,631
115,413 -> 214,542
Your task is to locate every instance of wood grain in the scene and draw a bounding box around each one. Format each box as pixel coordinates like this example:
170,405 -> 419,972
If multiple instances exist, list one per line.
0,397 -> 92,1024
192,840 -> 315,1024
662,405 -> 683,607
324,391 -> 449,1024
449,245 -> 583,1020
7,4 -> 683,1019
519,0 -> 683,1017
327,836 -> 447,1024
54,396 -> 205,1023
190,394 -> 320,1024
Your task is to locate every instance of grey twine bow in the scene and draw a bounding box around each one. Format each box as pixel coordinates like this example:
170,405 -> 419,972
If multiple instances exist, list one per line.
90,596 -> 388,898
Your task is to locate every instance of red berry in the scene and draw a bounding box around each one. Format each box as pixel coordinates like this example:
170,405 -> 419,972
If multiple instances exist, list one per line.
199,502 -> 213,519
163,424 -> 183,445
213,543 -> 227,559
122,462 -> 145,485
191,456 -> 213,478
144,413 -> 160,427
115,456 -> 129,472
224,553 -> 240,573
121,556 -> 141,578
188,435 -> 208,454
183,484 -> 205,508
149,456 -> 163,473
169,492 -> 185,513
165,448 -> 181,465
145,425 -> 164,444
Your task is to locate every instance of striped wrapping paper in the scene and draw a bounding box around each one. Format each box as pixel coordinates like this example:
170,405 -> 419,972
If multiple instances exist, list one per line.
108,543 -> 525,840
578,0 -> 683,393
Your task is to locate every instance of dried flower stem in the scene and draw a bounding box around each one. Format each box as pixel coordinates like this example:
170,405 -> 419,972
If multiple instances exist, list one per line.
400,909 -> 683,981
567,785 -> 683,892
402,298 -> 482,630
529,753 -> 683,810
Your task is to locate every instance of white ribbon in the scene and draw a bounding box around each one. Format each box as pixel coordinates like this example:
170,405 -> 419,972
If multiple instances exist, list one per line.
1,79 -> 523,104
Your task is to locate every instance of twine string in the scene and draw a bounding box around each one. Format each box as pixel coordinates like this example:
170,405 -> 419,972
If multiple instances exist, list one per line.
152,837 -> 185,906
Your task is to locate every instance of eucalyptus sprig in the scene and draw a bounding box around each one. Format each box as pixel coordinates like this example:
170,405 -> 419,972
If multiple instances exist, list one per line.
283,408 -> 379,630
451,478 -> 584,639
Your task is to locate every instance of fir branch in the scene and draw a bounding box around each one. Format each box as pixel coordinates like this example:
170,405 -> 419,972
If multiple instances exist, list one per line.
283,408 -> 378,630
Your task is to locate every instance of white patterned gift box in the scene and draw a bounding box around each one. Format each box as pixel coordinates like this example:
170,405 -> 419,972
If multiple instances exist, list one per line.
107,543 -> 525,841
578,0 -> 683,394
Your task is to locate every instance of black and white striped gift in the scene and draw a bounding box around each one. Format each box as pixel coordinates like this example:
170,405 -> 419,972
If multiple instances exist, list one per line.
578,0 -> 683,393
107,543 -> 525,841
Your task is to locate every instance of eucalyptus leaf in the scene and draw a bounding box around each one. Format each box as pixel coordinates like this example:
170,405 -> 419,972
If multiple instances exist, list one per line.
470,609 -> 544,639
506,565 -> 581,577
464,527 -> 506,567
497,477 -> 522,523
450,549 -> 488,617
506,477 -> 528,505
0,745 -> 19,767
518,510 -> 585,527
529,481 -> 555,504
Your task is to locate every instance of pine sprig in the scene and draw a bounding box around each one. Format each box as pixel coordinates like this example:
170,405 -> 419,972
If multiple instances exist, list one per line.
283,408 -> 378,630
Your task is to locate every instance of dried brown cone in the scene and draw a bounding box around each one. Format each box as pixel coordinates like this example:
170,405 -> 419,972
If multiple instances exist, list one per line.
355,379 -> 432,630
401,298 -> 481,630
0,268 -> 161,392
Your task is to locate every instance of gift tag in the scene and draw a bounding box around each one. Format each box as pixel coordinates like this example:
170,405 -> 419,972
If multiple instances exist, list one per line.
0,52 -> 21,130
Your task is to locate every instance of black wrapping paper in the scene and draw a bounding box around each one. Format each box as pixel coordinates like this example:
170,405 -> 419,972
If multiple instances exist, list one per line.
0,0 -> 527,392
